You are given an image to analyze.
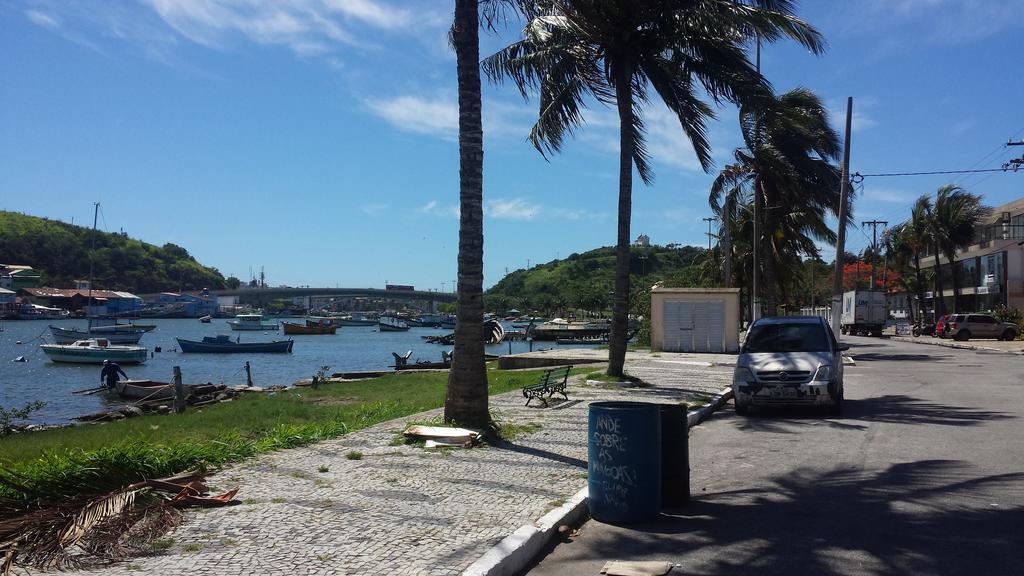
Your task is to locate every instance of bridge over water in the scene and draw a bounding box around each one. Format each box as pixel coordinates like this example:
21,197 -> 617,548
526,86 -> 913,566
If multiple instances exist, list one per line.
211,287 -> 457,312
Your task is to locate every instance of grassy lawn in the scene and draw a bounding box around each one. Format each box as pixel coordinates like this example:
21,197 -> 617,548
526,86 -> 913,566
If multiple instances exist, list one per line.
0,367 -> 586,501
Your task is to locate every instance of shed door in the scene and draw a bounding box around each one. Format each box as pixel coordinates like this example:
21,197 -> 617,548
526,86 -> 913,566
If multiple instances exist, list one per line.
703,301 -> 725,352
663,300 -> 725,352
663,301 -> 693,352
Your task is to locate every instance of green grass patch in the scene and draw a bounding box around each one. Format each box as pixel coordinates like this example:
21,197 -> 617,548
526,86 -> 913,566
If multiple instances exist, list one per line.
344,451 -> 363,460
0,369 -> 558,503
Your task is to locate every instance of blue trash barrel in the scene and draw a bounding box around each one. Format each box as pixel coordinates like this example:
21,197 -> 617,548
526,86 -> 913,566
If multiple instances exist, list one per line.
660,403 -> 690,507
588,401 -> 661,523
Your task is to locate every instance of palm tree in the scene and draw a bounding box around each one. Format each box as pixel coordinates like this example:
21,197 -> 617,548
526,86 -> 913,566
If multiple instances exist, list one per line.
485,0 -> 824,376
908,195 -> 932,320
710,88 -> 843,316
883,222 -> 916,325
932,184 -> 987,314
444,0 -> 489,428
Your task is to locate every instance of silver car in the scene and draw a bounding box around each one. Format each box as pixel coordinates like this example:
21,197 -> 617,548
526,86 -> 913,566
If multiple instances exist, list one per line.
732,316 -> 848,415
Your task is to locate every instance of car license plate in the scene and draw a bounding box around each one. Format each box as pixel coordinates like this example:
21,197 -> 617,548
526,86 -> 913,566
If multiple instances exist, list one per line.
769,387 -> 797,398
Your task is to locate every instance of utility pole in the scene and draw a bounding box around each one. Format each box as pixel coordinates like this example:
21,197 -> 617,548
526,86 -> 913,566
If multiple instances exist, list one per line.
862,219 -> 888,290
752,33 -> 762,322
831,97 -> 853,340
703,216 -> 716,283
723,197 -> 732,288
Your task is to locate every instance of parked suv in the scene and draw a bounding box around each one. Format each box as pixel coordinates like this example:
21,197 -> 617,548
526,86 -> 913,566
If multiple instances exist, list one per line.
732,316 -> 848,415
945,314 -> 1019,341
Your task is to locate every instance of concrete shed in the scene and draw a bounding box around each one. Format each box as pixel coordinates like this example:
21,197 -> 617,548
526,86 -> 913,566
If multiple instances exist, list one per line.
650,288 -> 742,353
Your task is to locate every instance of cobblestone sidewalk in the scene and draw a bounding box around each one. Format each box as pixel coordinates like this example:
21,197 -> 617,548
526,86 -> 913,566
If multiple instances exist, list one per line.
59,351 -> 733,576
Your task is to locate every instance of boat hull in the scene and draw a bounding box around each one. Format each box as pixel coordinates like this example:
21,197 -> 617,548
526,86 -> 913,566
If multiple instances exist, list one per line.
50,325 -> 144,345
335,319 -> 376,326
227,321 -> 279,331
283,321 -> 336,335
176,337 -> 293,353
40,344 -> 148,364
114,380 -> 176,400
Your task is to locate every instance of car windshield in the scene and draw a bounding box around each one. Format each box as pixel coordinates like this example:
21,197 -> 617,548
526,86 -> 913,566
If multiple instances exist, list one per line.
744,323 -> 830,353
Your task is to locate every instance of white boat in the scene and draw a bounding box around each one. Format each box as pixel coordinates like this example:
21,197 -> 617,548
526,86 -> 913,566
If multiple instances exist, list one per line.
226,313 -> 279,331
40,338 -> 148,364
21,304 -> 71,320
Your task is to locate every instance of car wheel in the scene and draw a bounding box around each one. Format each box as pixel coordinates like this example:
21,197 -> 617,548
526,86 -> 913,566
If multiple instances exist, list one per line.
956,330 -> 970,341
827,385 -> 844,415
1001,329 -> 1016,341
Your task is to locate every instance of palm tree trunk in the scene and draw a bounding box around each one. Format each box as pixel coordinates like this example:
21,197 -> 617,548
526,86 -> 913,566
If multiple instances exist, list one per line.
607,63 -> 635,377
444,0 -> 488,428
932,242 -> 944,317
948,253 -> 959,314
913,253 -> 927,321
900,280 -> 916,325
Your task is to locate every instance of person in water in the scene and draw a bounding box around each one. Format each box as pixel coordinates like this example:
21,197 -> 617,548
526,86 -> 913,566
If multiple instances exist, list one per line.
100,359 -> 127,388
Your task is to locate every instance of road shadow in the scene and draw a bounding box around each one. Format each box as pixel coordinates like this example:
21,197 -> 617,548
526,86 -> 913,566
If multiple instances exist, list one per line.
846,395 -> 1016,427
523,460 -> 1024,576
849,352 -> 951,362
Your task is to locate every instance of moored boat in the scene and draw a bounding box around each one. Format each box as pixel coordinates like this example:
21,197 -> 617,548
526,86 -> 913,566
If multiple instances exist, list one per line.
378,317 -> 410,332
226,314 -> 279,331
333,313 -> 377,326
199,315 -> 212,323
40,338 -> 148,364
50,324 -> 145,345
283,321 -> 337,335
113,379 -> 177,400
176,334 -> 293,353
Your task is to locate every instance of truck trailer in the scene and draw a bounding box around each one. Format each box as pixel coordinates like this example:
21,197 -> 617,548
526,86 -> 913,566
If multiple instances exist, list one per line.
840,290 -> 886,336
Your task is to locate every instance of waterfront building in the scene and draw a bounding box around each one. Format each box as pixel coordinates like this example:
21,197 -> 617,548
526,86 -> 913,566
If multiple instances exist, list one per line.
0,287 -> 15,318
0,264 -> 42,290
892,197 -> 1024,319
17,287 -> 142,316
148,290 -> 219,317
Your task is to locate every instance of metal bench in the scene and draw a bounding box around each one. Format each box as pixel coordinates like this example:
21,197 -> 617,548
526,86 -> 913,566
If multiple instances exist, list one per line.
522,365 -> 572,406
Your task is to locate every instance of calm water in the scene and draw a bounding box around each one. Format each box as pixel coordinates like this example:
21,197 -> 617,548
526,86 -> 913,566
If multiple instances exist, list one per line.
0,318 -> 588,424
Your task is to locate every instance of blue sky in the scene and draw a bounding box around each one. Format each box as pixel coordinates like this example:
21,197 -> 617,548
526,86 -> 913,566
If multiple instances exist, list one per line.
2,1 -> 1023,291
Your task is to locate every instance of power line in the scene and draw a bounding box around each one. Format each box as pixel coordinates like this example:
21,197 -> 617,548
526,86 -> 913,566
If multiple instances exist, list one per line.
854,167 -> 1017,180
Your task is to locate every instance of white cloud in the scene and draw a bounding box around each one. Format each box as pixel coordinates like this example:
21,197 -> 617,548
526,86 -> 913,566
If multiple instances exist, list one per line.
835,0 -> 1024,43
829,97 -> 879,133
419,200 -> 459,218
144,0 -> 414,54
25,9 -> 60,29
486,198 -> 538,220
361,203 -> 388,215
365,95 -> 459,138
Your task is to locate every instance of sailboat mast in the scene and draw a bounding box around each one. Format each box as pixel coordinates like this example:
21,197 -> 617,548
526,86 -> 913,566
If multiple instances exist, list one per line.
87,202 -> 99,314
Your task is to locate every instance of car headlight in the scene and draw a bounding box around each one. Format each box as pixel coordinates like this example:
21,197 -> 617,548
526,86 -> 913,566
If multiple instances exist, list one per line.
812,365 -> 833,382
733,366 -> 756,385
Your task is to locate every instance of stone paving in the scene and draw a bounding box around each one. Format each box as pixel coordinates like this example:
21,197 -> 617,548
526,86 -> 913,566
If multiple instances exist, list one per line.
59,350 -> 733,576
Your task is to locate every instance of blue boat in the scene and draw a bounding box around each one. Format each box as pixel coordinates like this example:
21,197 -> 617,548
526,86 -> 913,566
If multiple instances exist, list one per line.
176,335 -> 293,354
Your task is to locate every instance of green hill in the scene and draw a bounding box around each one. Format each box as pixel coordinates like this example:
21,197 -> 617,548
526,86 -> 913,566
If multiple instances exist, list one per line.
0,211 -> 226,293
485,244 -> 710,316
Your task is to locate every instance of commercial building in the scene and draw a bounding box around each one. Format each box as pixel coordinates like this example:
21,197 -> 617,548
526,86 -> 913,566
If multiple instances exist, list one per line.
913,197 -> 1024,317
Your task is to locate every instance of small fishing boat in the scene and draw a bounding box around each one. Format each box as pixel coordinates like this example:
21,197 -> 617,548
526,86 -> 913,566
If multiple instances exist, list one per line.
378,317 -> 410,332
89,320 -> 157,333
282,321 -> 337,335
41,338 -> 148,364
333,314 -> 377,326
113,379 -> 177,401
226,313 -> 279,331
50,324 -> 146,345
176,334 -> 293,353
199,315 -> 212,323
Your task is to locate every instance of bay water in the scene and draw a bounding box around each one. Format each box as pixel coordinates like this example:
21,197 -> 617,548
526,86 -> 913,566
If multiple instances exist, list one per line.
0,318 -> 595,425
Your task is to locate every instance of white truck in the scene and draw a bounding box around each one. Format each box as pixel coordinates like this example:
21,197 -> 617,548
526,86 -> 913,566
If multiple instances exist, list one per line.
840,290 -> 886,337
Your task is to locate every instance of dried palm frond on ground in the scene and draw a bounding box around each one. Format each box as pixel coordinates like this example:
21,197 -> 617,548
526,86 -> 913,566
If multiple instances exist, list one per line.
0,471 -> 237,575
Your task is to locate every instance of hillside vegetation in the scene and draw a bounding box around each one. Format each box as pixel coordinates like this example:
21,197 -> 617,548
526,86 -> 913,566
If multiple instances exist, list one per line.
485,244 -> 710,316
0,211 -> 226,293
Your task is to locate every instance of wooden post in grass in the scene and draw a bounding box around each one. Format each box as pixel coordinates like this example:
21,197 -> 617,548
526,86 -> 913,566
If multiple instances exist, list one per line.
245,361 -> 253,386
173,366 -> 186,414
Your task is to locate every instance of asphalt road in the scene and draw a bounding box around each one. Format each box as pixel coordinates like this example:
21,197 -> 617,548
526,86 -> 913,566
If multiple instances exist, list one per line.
524,336 -> 1024,576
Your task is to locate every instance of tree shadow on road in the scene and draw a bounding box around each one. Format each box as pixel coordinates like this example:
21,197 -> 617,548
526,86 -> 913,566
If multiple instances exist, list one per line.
719,394 -> 1013,435
525,460 -> 1024,576
850,352 -> 952,362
